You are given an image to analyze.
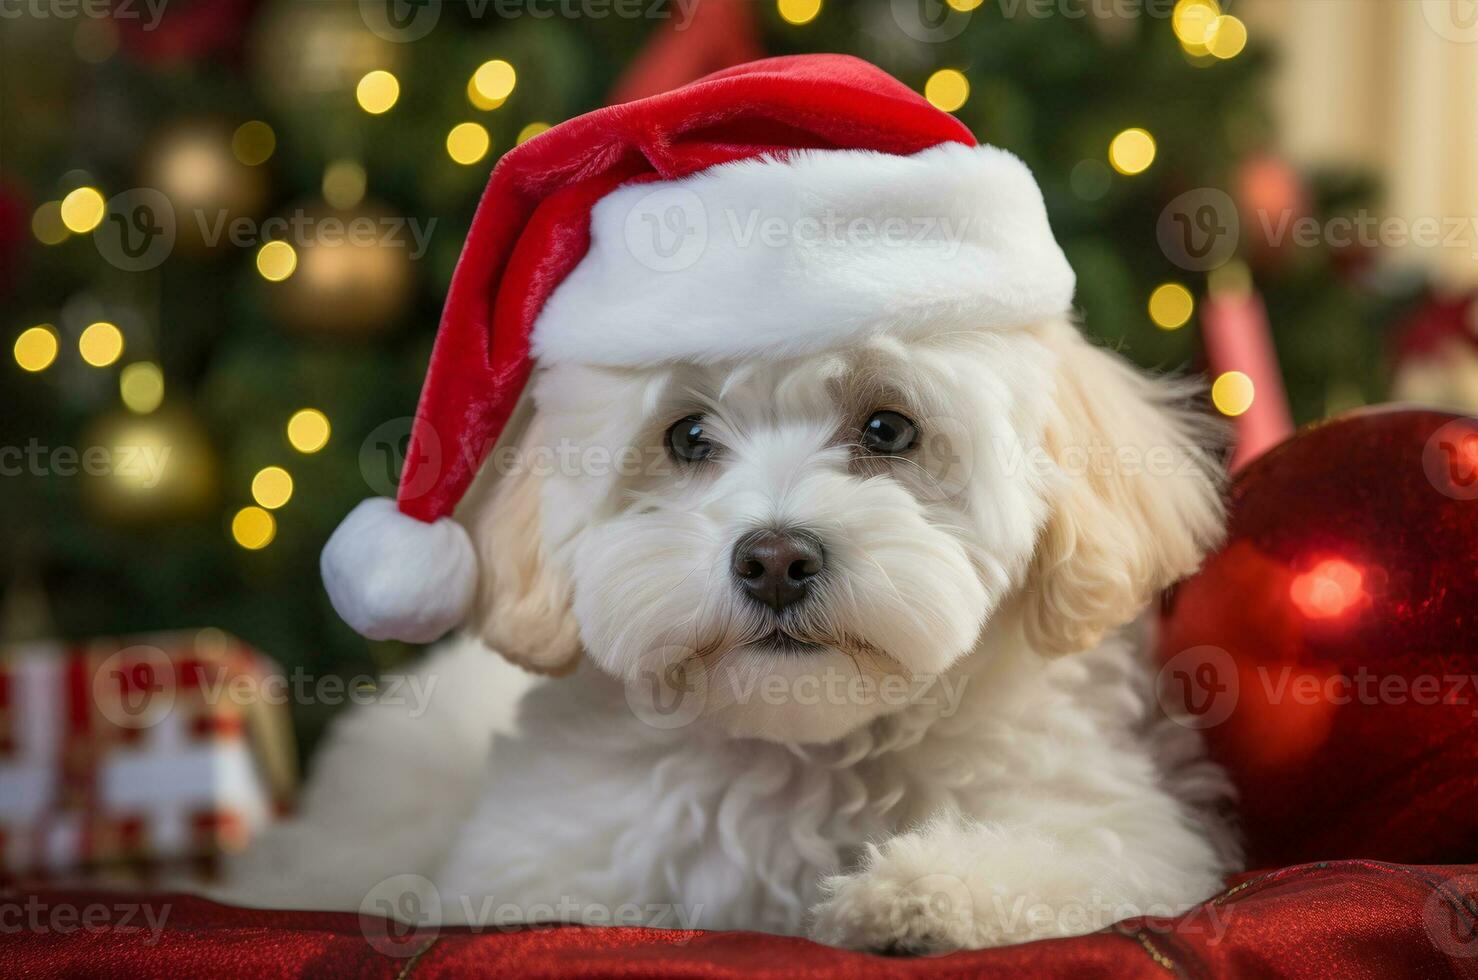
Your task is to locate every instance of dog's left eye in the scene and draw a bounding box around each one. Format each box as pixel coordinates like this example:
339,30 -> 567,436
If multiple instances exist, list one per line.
861,410 -> 918,454
667,415 -> 715,463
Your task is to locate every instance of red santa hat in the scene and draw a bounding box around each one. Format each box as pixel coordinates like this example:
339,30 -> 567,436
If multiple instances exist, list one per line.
322,54 -> 1076,643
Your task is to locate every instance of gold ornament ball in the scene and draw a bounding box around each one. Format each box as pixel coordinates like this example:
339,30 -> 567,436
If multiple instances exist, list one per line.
267,202 -> 416,336
81,408 -> 218,524
251,1 -> 399,109
142,120 -> 268,253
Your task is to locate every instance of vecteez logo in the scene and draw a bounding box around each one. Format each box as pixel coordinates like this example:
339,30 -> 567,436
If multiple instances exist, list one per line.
623,186 -> 709,273
94,189 -> 176,272
360,0 -> 441,42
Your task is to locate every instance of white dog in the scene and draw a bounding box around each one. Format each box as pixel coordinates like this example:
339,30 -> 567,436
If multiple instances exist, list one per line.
228,316 -> 1239,952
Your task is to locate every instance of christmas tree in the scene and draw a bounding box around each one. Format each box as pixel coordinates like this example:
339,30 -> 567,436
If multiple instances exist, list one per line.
1,0 -> 1411,756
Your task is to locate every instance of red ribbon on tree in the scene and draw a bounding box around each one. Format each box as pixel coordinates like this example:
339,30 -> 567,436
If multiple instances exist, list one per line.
1201,262 -> 1294,470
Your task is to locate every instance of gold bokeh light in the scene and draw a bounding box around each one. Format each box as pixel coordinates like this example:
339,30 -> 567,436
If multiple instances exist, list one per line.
232,506 -> 276,550
79,321 -> 125,367
14,325 -> 59,373
323,160 -> 367,210
471,59 -> 516,104
1206,15 -> 1248,59
232,121 -> 276,166
120,362 -> 165,413
251,466 -> 294,510
287,408 -> 331,453
32,201 -> 69,245
1212,371 -> 1255,417
356,70 -> 400,114
517,122 -> 551,144
1148,284 -> 1195,330
256,240 -> 298,281
1109,128 -> 1156,175
60,186 -> 106,234
924,69 -> 970,113
447,122 -> 491,165
777,0 -> 821,26
1172,0 -> 1221,49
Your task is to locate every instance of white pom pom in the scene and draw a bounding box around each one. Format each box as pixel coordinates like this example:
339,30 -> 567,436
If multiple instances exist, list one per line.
321,498 -> 477,643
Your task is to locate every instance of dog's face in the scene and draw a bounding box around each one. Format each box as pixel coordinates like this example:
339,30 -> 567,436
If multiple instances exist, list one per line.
467,320 -> 1224,743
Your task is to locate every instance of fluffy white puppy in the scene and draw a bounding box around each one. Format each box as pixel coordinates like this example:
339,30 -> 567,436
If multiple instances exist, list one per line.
228,316 -> 1239,952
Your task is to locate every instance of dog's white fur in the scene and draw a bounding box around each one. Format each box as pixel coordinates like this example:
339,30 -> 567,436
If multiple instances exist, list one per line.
228,318 -> 1239,952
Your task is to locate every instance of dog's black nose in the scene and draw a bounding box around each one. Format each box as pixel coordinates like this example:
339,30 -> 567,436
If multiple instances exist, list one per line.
731,529 -> 825,613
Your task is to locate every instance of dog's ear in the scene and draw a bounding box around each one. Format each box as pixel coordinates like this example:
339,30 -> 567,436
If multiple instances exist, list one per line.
461,418 -> 583,676
1023,319 -> 1226,655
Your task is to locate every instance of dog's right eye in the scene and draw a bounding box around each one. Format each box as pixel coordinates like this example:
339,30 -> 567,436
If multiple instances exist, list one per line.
666,415 -> 714,463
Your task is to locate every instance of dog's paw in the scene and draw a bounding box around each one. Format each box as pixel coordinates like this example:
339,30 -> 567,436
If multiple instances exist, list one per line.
807,820 -> 1138,953
809,862 -> 978,955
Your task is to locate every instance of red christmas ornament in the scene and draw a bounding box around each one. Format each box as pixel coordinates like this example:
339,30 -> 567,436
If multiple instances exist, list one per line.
0,179 -> 26,295
609,0 -> 762,104
1234,153 -> 1309,267
1389,290 -> 1478,414
1158,407 -> 1478,867
117,0 -> 259,66
1392,291 -> 1478,363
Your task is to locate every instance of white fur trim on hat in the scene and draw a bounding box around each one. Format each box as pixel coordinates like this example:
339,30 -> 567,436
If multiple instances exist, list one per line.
321,498 -> 477,643
532,142 -> 1075,367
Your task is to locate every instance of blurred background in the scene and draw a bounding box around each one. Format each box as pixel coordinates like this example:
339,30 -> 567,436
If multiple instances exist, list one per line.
2,0 -> 1477,762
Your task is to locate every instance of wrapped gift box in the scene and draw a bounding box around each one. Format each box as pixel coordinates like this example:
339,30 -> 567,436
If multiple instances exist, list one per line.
0,629 -> 296,883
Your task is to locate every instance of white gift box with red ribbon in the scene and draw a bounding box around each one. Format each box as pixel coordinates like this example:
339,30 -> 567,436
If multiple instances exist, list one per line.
0,630 -> 296,881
